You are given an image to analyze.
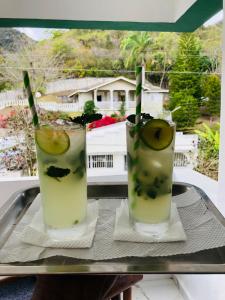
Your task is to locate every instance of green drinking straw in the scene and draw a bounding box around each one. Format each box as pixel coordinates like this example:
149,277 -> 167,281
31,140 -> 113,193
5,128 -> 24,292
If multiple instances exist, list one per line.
131,65 -> 143,209
134,65 -> 142,150
135,65 -> 142,125
23,70 -> 39,128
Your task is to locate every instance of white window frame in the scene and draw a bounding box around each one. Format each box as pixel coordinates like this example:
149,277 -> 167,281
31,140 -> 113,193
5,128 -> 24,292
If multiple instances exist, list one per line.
88,154 -> 114,169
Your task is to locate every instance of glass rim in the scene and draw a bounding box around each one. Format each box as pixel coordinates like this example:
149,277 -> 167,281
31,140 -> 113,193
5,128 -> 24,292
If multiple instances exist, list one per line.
126,119 -> 176,127
35,122 -> 85,131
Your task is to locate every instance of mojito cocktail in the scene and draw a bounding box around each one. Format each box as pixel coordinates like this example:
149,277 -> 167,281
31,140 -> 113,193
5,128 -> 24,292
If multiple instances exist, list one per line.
127,117 -> 175,234
35,124 -> 87,229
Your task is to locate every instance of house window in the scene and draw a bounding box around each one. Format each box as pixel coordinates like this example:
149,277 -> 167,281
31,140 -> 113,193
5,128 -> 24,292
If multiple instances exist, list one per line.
124,153 -> 189,169
88,155 -> 113,168
174,152 -> 188,167
97,95 -> 102,102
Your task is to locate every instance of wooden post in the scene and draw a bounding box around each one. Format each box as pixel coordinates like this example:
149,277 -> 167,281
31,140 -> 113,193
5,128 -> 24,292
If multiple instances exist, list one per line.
93,89 -> 97,106
110,90 -> 114,109
125,90 -> 129,110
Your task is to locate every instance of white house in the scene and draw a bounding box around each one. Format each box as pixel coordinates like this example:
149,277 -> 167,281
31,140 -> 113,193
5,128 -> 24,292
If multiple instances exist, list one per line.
0,76 -> 168,116
86,122 -> 198,178
68,76 -> 168,116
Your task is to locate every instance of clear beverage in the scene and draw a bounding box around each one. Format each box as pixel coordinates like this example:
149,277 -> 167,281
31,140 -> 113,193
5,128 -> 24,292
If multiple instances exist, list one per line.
35,124 -> 87,229
126,118 -> 175,235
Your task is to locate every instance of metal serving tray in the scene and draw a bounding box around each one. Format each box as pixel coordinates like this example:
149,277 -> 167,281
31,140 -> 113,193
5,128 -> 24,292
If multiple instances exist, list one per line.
0,182 -> 225,275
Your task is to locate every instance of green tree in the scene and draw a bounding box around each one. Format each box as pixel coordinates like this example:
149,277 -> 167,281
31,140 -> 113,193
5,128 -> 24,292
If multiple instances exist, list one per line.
120,32 -> 153,68
52,40 -> 73,57
171,92 -> 199,130
168,33 -> 204,129
201,74 -> 221,117
169,33 -> 202,103
150,32 -> 178,87
83,100 -> 96,115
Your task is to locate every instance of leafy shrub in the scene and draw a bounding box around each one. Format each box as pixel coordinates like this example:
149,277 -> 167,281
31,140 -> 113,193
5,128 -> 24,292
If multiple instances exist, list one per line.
39,109 -> 69,123
195,123 -> 219,180
83,100 -> 96,115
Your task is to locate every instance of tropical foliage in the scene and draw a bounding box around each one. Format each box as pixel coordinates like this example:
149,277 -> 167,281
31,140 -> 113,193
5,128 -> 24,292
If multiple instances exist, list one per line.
120,32 -> 153,68
195,123 -> 220,180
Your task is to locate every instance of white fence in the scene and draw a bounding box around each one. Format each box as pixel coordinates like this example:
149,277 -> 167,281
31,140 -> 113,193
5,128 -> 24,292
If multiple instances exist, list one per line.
0,98 -> 135,115
0,99 -> 27,109
0,98 -> 80,112
38,102 -> 79,112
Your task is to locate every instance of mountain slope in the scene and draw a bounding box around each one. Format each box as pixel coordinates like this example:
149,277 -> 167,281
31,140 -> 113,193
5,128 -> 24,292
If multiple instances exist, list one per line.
0,28 -> 34,52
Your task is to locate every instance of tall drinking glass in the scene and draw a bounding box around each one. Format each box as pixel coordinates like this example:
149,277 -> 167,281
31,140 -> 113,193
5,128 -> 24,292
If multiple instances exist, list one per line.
35,124 -> 87,229
126,118 -> 175,236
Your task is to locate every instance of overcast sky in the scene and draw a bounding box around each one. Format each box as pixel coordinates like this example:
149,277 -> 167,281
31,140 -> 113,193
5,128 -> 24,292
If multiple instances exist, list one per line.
17,10 -> 223,41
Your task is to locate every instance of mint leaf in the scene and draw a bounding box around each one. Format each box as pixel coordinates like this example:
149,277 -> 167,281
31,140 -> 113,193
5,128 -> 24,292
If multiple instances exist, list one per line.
46,166 -> 70,180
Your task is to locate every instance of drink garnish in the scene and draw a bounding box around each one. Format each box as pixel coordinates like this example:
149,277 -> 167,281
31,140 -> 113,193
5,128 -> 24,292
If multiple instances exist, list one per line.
36,127 -> 70,155
140,119 -> 173,150
70,113 -> 102,126
46,166 -> 70,181
147,188 -> 157,199
127,113 -> 153,124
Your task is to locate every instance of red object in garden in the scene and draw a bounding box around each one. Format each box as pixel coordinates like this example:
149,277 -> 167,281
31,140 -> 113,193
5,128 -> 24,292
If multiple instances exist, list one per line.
0,114 -> 7,128
0,109 -> 17,128
88,115 -> 126,129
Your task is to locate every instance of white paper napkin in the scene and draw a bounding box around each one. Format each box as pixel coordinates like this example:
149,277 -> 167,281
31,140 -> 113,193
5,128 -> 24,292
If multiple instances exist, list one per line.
113,200 -> 186,243
20,194 -> 99,249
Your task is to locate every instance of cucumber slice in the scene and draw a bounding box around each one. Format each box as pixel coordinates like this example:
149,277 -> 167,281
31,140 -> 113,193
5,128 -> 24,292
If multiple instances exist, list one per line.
140,119 -> 173,150
35,127 -> 70,155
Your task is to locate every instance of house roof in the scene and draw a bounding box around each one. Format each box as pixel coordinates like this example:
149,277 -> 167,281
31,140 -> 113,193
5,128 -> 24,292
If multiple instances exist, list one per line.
68,76 -> 168,97
0,77 -> 168,102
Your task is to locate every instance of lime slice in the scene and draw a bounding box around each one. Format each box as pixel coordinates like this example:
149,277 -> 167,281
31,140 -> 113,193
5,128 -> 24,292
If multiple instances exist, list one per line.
35,127 -> 70,155
140,119 -> 173,150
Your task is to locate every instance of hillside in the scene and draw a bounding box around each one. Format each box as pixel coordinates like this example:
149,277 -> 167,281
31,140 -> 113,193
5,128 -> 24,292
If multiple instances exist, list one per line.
0,28 -> 34,52
196,22 -> 222,55
0,24 -> 222,92
36,25 -> 222,74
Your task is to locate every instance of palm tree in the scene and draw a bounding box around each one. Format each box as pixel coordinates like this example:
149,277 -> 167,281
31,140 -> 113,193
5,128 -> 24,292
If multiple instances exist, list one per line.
120,32 -> 153,68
